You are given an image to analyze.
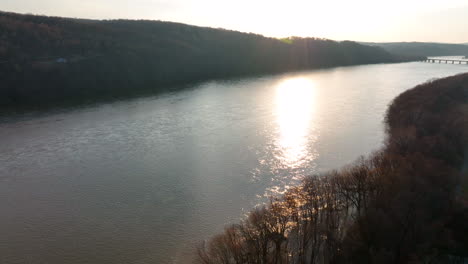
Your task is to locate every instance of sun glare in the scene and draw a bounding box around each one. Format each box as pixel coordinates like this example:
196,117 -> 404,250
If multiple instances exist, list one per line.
275,77 -> 316,168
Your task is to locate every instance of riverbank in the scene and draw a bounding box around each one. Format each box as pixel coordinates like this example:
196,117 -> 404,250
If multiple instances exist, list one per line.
198,72 -> 468,263
0,11 -> 421,114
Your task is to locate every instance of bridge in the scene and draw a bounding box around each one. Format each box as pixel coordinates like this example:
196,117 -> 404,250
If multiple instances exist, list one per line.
424,57 -> 468,65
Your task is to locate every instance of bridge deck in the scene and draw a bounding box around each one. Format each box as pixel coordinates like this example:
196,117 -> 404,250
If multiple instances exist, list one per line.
425,58 -> 468,64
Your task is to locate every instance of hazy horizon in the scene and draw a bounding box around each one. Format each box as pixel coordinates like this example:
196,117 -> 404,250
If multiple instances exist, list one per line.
1,0 -> 468,43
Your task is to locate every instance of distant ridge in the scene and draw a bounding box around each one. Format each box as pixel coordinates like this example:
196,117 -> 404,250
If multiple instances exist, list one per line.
363,42 -> 468,57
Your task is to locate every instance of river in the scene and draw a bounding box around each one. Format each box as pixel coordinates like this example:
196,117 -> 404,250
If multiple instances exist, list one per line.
0,62 -> 466,264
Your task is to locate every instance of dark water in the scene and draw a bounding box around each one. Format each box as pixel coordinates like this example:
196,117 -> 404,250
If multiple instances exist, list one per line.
1,62 -> 466,264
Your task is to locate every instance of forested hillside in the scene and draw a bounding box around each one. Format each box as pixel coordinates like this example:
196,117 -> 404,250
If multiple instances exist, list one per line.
0,11 -> 416,111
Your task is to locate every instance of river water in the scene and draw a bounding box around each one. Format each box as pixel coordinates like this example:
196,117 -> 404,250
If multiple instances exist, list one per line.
0,62 -> 466,264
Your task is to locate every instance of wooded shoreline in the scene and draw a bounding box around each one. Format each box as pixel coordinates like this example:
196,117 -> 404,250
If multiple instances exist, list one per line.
0,11 -> 420,113
197,73 -> 468,263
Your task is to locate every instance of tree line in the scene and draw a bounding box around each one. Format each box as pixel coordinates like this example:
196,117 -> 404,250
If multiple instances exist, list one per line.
196,73 -> 468,263
0,11 -> 420,112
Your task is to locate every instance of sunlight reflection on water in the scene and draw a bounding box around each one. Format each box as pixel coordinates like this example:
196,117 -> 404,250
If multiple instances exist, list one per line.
275,77 -> 317,169
260,77 -> 320,198
2,63 -> 467,264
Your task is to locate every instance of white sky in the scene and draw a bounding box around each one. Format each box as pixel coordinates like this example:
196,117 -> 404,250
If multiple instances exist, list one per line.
1,0 -> 468,43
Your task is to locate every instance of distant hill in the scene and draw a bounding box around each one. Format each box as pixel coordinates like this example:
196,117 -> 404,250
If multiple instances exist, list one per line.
0,11 -> 417,111
364,42 -> 468,57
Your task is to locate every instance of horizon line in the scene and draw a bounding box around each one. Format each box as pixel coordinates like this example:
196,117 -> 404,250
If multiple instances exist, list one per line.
1,9 -> 468,45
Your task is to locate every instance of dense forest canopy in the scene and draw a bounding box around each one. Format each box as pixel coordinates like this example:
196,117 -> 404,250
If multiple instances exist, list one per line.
0,11 -> 419,111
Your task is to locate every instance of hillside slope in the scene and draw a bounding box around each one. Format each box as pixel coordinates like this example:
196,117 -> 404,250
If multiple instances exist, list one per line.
0,12 -> 415,111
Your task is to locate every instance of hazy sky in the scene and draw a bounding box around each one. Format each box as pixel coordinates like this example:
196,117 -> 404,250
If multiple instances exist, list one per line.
2,0 -> 468,43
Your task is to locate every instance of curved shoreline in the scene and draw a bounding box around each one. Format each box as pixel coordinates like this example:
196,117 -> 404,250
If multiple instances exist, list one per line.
198,72 -> 468,263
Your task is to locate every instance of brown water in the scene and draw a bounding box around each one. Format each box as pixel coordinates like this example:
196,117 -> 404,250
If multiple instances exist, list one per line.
0,62 -> 466,264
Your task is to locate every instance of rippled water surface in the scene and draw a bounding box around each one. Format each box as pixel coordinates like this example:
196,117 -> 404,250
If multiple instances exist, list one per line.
1,62 -> 467,263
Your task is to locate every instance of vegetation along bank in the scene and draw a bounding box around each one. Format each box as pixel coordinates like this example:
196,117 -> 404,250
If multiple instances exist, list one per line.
0,11 -> 420,112
197,73 -> 468,264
